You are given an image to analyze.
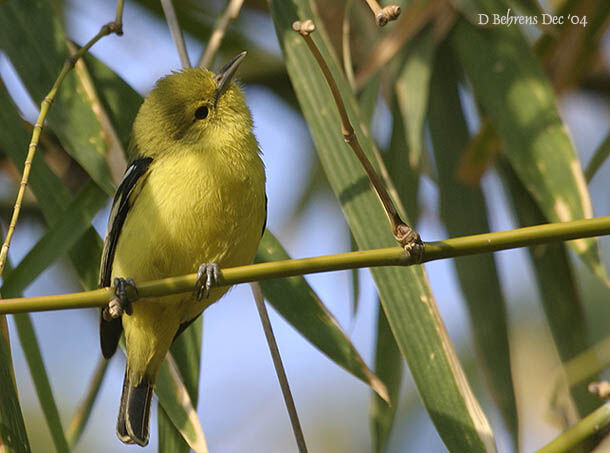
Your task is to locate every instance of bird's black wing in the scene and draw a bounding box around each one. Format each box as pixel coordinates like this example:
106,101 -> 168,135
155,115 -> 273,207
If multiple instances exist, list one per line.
99,157 -> 153,359
172,192 -> 268,343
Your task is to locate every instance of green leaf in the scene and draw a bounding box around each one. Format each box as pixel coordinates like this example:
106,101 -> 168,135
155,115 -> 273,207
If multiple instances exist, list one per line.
385,99 -> 420,225
585,131 -> 610,183
371,302 -> 403,453
270,2 -> 495,451
256,230 -> 388,400
159,318 -> 203,453
155,354 -> 208,453
429,43 -> 518,447
11,314 -> 69,453
0,323 -> 30,453
1,255 -> 64,453
395,26 -> 437,170
81,53 -> 142,155
451,14 -> 605,280
66,358 -> 110,448
498,158 -> 601,417
357,75 -> 380,127
0,0 -> 115,195
1,182 -> 107,298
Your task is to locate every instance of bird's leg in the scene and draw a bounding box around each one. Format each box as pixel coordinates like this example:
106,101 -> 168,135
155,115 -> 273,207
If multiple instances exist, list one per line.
194,263 -> 220,301
103,277 -> 138,320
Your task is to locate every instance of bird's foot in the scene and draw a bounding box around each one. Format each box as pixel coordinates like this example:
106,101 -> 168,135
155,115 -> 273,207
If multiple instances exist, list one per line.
194,263 -> 220,301
103,277 -> 138,320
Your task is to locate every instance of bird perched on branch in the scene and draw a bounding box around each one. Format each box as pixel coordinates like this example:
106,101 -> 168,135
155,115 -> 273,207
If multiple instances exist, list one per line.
99,52 -> 266,446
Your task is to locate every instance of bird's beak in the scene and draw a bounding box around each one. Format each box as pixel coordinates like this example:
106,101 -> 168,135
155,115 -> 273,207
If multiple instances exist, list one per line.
214,51 -> 247,106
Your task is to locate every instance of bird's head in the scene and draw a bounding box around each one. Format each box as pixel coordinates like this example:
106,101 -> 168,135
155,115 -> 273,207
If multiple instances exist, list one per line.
131,52 -> 254,158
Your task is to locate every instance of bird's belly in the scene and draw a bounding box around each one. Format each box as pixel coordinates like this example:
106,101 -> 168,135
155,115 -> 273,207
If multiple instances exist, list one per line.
112,152 -> 265,314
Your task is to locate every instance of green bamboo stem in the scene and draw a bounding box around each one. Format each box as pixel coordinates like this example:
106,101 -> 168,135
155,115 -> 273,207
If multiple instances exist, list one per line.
0,215 -> 608,314
0,1 -> 124,279
537,403 -> 610,452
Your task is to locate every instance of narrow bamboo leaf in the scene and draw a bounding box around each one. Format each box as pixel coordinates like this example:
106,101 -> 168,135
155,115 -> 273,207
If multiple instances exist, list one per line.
159,318 -> 203,453
385,100 -> 420,225
10,315 -> 69,453
155,354 -> 208,453
585,131 -> 610,183
0,80 -> 72,217
395,26 -> 436,169
81,53 -> 142,156
256,230 -> 388,400
498,158 -> 601,416
429,43 -> 518,448
371,302 -> 403,453
357,75 -> 380,127
0,322 -> 30,453
66,358 -> 110,448
0,0 -> 115,195
3,248 -> 65,452
1,182 -> 107,298
450,14 -> 604,280
456,119 -> 501,186
270,2 -> 496,451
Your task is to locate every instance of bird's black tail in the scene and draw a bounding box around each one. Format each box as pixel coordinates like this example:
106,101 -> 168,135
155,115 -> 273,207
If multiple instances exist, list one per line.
117,370 -> 153,447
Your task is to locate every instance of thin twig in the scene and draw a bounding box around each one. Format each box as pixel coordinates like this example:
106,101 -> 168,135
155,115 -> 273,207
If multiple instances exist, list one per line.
198,0 -> 245,69
0,215 -> 609,314
250,282 -> 307,453
363,0 -> 401,26
0,2 -> 124,279
160,0 -> 192,69
292,20 -> 422,257
354,0 -> 442,90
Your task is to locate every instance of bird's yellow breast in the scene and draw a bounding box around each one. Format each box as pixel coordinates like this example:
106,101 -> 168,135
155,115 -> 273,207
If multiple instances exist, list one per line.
112,144 -> 265,382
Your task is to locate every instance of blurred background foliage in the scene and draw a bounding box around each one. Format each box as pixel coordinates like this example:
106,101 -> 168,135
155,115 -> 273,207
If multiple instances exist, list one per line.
0,0 -> 609,451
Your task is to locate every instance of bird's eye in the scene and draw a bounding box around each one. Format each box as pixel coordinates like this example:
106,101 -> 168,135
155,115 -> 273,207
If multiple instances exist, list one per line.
194,106 -> 209,120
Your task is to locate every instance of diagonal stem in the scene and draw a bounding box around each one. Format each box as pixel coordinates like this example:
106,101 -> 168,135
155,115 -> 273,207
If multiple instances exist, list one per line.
160,0 -> 192,69
250,282 -> 307,453
292,20 -> 422,257
198,0 -> 245,69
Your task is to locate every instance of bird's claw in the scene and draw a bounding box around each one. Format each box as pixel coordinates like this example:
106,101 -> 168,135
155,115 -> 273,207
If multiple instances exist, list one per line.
103,277 -> 138,320
195,263 -> 220,301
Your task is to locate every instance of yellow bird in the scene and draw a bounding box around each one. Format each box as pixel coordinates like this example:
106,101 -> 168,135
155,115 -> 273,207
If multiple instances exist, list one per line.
99,52 -> 266,446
